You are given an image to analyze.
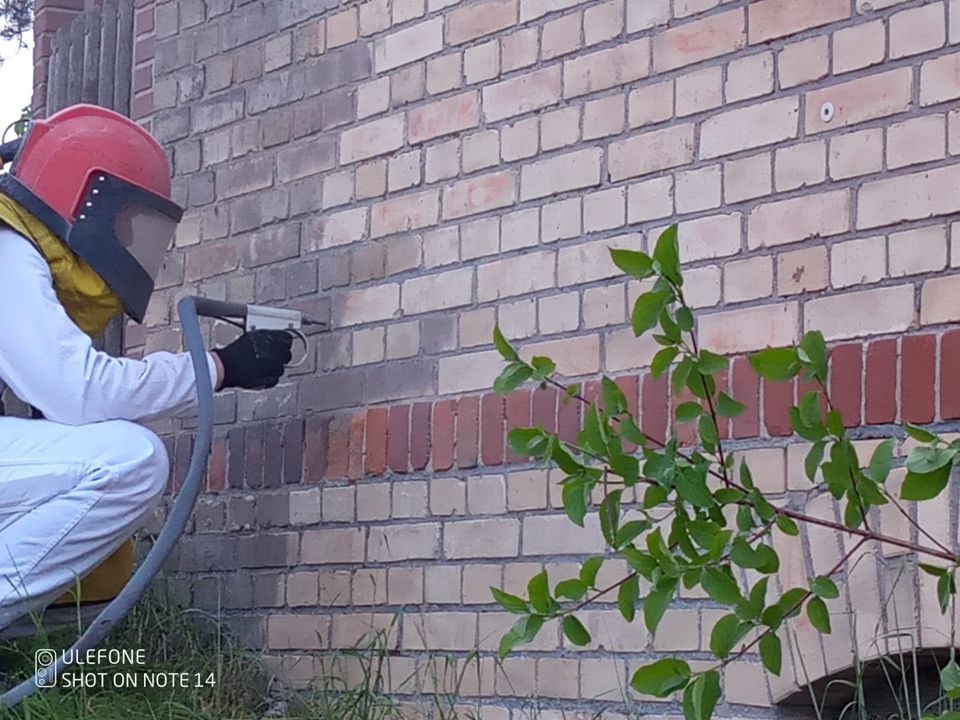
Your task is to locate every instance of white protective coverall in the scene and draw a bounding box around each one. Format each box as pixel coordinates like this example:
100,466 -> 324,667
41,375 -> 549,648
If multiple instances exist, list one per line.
0,227 -> 218,629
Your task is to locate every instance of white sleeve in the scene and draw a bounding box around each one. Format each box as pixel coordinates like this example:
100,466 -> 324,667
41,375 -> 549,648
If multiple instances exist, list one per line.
0,229 -> 218,425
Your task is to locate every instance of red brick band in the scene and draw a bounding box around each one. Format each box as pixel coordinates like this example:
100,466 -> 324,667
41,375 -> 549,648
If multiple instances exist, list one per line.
183,330 -> 960,493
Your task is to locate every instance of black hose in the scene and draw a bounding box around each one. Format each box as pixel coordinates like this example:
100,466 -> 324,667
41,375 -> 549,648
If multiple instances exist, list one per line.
0,296 -> 216,707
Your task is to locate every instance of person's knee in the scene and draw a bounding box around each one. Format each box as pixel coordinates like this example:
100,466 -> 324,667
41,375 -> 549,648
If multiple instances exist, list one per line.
100,422 -> 169,506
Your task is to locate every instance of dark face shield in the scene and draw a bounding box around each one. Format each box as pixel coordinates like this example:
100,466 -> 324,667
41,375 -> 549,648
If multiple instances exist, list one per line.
66,172 -> 183,322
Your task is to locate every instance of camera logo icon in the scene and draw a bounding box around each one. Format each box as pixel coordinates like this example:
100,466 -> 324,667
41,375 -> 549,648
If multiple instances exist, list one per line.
34,649 -> 58,687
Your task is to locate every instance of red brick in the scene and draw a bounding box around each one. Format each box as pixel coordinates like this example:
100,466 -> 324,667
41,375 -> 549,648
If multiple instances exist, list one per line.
242,426 -> 266,490
304,417 -> 329,483
865,339 -> 897,424
764,379 -> 793,437
457,396 -> 480,469
327,416 -> 350,480
365,408 -> 389,475
901,334 -> 936,424
532,386 -> 559,434
411,402 -> 432,470
583,380 -> 600,405
433,400 -> 456,471
282,419 -> 304,485
830,344 -> 862,428
505,389 -> 531,463
557,392 -> 581,447
348,412 -> 366,481
207,435 -> 227,492
481,393 -> 505,466
388,405 -> 410,473
642,373 -> 668,444
941,331 -> 960,420
731,357 -> 760,439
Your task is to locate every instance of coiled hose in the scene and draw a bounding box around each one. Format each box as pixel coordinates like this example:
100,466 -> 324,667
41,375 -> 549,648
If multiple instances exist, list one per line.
0,295 -> 235,707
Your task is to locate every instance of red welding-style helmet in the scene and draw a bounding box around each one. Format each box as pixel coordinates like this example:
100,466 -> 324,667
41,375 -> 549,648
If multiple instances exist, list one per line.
0,104 -> 184,323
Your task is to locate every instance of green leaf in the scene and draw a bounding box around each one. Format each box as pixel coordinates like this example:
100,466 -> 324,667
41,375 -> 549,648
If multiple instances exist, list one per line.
508,427 -> 548,457
610,248 -> 654,278
600,490 -> 622,546
799,330 -> 828,381
653,224 -> 681,285
631,658 -> 690,698
682,670 -> 721,720
660,308 -> 681,344
701,566 -> 743,606
616,520 -> 651,548
676,307 -> 694,332
760,633 -> 783,675
618,574 -> 640,622
562,615 -> 591,647
941,659 -> 960,700
555,579 -> 588,601
644,576 -> 677,634
652,347 -> 679,378
901,464 -> 953,501
493,325 -> 520,362
811,576 -> 839,600
491,587 -> 529,614
920,563 -> 947,577
698,414 -> 718,448
620,417 -> 647,446
827,409 -> 844,438
676,401 -> 703,423
698,349 -> 728,374
562,481 -> 589,527
494,362 -> 534,394
528,571 -> 551,614
530,355 -> 556,380
672,358 -> 694,395
710,613 -> 749,658
906,446 -> 957,474
807,596 -> 831,634
580,557 -> 604,588
601,376 -> 628,415
799,391 -> 822,428
632,290 -> 670,337
740,461 -> 755,491
498,615 -> 544,658
716,392 -> 746,418
749,578 -> 769,618
755,544 -> 780,574
905,423 -> 938,443
731,537 -> 760,569
776,514 -> 800,536
805,441 -> 826,483
937,572 -> 956,614
749,347 -> 801,381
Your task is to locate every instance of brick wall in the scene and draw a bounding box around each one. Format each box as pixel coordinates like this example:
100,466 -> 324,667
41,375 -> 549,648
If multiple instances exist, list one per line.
137,0 -> 960,715
32,0 -> 156,122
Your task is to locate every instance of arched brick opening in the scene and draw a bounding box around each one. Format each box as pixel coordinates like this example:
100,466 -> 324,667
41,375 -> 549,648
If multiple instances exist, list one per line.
769,484 -> 959,708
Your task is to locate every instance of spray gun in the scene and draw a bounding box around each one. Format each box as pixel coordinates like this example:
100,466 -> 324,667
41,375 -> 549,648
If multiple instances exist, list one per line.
193,298 -> 327,366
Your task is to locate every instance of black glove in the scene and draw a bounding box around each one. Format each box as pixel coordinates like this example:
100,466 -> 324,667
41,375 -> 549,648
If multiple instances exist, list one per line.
214,330 -> 293,390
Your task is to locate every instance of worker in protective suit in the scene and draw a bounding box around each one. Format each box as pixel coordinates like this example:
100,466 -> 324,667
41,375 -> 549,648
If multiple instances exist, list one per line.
0,105 -> 293,631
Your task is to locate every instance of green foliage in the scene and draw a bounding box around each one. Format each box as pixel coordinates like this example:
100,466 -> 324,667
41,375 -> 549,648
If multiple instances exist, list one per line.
488,223 -> 960,720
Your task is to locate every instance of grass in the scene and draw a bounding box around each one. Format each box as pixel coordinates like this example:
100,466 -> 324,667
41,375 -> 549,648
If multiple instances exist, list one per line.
0,592 -> 508,720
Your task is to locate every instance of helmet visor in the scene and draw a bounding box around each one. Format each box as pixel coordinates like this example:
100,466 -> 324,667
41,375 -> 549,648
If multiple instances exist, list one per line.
114,204 -> 178,282
66,171 -> 184,322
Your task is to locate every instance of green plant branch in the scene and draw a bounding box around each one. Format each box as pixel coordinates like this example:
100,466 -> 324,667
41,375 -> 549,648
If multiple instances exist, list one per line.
541,374 -> 960,564
711,536 -> 869,673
